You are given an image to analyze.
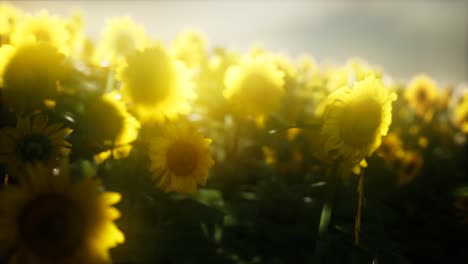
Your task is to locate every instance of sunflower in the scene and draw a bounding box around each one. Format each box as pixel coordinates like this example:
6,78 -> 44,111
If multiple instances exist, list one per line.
10,9 -> 70,55
376,132 -> 405,163
0,41 -> 65,113
404,74 -> 438,119
0,163 -> 124,263
78,92 -> 139,162
321,75 -> 397,165
0,2 -> 22,41
0,115 -> 72,176
116,44 -> 195,122
147,122 -> 214,194
453,92 -> 468,134
223,54 -> 285,117
325,58 -> 382,92
94,16 -> 148,67
395,150 -> 423,186
171,29 -> 207,69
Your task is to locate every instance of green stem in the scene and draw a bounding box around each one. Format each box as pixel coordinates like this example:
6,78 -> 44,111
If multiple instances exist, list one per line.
355,169 -> 365,246
314,161 -> 341,263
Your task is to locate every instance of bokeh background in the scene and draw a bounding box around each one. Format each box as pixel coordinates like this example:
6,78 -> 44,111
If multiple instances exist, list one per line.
13,0 -> 468,84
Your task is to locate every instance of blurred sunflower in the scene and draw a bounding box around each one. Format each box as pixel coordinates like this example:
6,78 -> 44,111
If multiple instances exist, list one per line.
453,92 -> 468,134
325,58 -> 382,92
0,163 -> 124,263
64,9 -> 85,57
0,115 -> 72,176
404,74 -> 438,119
116,44 -> 195,122
376,132 -> 405,163
0,2 -> 22,41
395,150 -> 423,186
79,92 -> 139,162
171,29 -> 207,69
94,16 -> 148,67
322,75 -> 397,164
147,123 -> 214,194
10,9 -> 70,54
223,54 -> 285,117
0,41 -> 65,112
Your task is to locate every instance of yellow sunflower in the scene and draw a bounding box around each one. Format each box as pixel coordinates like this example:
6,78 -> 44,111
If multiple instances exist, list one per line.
404,74 -> 438,119
325,58 -> 382,92
0,41 -> 65,112
396,150 -> 423,186
0,163 -> 124,263
223,54 -> 285,117
321,75 -> 397,165
78,92 -> 139,163
171,29 -> 208,69
94,16 -> 148,67
0,115 -> 72,176
453,92 -> 468,134
0,2 -> 23,41
10,9 -> 70,55
376,132 -> 405,163
147,123 -> 214,194
116,44 -> 195,122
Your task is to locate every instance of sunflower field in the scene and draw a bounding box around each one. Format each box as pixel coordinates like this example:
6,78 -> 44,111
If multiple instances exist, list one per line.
0,3 -> 468,264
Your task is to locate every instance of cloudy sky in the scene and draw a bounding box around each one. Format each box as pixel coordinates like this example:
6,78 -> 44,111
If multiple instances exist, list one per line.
13,0 -> 468,83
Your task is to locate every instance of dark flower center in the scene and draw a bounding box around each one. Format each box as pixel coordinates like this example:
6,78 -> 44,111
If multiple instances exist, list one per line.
16,133 -> 53,162
166,140 -> 199,177
19,195 -> 85,260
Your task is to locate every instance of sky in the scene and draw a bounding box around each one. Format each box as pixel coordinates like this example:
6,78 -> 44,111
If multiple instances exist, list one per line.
11,0 -> 468,84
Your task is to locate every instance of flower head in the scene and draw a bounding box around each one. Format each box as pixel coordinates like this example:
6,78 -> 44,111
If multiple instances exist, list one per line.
147,122 -> 214,194
95,16 -> 148,67
0,41 -> 65,112
223,54 -> 285,117
171,29 -> 207,69
321,75 -> 397,164
116,44 -> 195,122
0,115 -> 72,176
0,163 -> 124,263
404,74 -> 438,118
0,3 -> 23,39
77,92 -> 139,162
11,10 -> 70,54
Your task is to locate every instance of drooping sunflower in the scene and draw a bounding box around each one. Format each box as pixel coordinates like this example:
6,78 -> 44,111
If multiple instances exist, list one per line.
116,44 -> 195,122
0,115 -> 72,176
94,16 -> 148,67
0,163 -> 124,263
223,54 -> 285,117
404,74 -> 438,119
10,9 -> 70,55
147,122 -> 214,194
0,2 -> 23,41
321,75 -> 397,165
0,41 -> 65,112
77,92 -> 139,162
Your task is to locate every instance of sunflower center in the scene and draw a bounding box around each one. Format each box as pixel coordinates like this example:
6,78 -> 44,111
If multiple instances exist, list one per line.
404,159 -> 418,175
416,87 -> 428,103
125,50 -> 174,106
166,140 -> 199,177
339,98 -> 382,148
15,133 -> 53,162
18,195 -> 85,260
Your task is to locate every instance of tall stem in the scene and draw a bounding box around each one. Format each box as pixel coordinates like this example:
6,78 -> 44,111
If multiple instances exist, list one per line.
355,169 -> 365,245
